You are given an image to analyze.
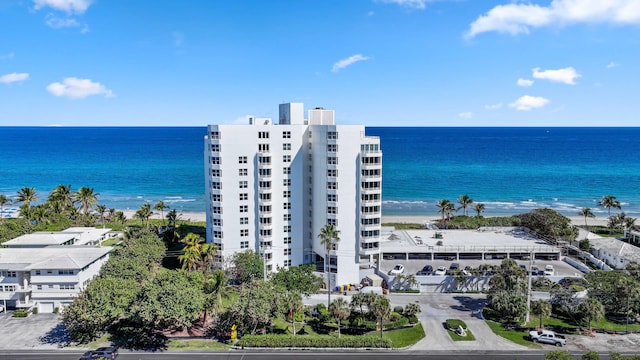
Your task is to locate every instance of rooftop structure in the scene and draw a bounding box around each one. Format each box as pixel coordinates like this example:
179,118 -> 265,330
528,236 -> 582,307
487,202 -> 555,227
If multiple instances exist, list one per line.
3,227 -> 114,248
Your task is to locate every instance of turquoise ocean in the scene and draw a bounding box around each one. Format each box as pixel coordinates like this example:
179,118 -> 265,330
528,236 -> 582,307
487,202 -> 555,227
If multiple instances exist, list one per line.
0,127 -> 638,218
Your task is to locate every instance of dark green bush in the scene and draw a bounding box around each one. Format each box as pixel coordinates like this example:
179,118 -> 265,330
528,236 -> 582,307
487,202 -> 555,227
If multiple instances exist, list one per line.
237,334 -> 392,348
389,312 -> 402,322
384,317 -> 409,329
393,306 -> 404,313
408,315 -> 419,324
13,310 -> 29,317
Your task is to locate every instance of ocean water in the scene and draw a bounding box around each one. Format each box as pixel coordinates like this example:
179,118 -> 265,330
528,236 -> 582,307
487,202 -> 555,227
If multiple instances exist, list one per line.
0,126 -> 638,218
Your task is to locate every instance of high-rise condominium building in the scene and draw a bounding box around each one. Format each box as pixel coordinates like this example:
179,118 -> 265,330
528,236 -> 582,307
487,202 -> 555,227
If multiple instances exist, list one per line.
204,103 -> 381,286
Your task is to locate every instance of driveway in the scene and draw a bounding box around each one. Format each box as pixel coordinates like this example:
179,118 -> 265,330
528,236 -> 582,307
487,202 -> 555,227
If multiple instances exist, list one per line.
0,312 -> 69,349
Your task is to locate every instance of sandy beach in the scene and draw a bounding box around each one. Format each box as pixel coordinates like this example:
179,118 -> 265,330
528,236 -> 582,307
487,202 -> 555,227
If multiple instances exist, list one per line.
117,210 -> 609,227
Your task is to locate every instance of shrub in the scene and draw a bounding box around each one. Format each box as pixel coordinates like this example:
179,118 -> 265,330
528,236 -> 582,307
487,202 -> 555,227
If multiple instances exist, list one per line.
13,310 -> 29,318
389,312 -> 402,322
236,334 -> 392,348
54,307 -> 59,314
32,307 -> 38,315
408,315 -> 419,324
393,306 -> 404,314
384,317 -> 409,329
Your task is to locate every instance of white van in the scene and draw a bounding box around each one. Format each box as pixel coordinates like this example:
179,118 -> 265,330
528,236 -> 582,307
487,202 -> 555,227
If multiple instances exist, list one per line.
544,265 -> 554,276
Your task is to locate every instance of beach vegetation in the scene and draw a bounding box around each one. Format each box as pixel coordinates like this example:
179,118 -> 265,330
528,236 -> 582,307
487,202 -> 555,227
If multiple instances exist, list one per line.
578,207 -> 596,228
599,194 -> 622,217
436,199 -> 456,221
74,186 -> 99,216
474,203 -> 486,217
515,208 -> 577,243
457,194 -> 473,217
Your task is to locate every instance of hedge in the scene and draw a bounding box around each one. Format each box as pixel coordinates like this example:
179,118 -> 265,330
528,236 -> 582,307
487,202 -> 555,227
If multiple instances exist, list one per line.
384,317 -> 409,329
236,334 -> 392,348
13,310 -> 29,317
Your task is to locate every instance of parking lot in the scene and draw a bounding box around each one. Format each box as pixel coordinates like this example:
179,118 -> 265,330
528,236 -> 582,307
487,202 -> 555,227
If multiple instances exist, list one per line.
0,311 -> 69,349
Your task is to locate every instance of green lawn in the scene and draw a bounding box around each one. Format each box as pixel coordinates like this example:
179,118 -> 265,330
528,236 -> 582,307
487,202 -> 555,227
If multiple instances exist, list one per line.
524,315 -> 640,333
486,320 -> 540,348
380,323 -> 425,348
445,319 -> 475,341
101,238 -> 121,247
167,339 -> 230,350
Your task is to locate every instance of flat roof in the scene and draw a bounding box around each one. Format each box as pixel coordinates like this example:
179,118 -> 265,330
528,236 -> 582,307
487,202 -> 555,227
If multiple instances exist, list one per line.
3,228 -> 112,247
381,227 -> 560,253
0,247 -> 112,271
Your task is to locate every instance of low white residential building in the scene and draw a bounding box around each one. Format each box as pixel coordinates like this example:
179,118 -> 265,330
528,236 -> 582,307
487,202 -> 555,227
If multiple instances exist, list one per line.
589,236 -> 640,269
3,227 -> 116,248
0,246 -> 111,313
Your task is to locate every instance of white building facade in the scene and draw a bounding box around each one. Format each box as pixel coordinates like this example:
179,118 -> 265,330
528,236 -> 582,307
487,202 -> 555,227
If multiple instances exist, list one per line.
204,103 -> 382,286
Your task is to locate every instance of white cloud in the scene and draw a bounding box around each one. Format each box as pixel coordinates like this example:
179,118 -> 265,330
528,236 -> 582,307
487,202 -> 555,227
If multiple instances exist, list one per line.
458,111 -> 473,119
532,67 -> 581,85
484,103 -> 502,110
45,13 -> 80,28
466,0 -> 640,38
46,77 -> 114,99
0,72 -> 29,84
377,0 -> 429,9
33,0 -> 92,14
0,52 -> 15,60
509,95 -> 550,111
331,54 -> 371,72
606,61 -> 620,68
517,78 -> 534,87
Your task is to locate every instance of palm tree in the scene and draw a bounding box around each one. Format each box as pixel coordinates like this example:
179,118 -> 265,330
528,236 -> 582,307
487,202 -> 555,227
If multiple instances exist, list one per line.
531,299 -> 552,329
203,269 -> 230,326
457,194 -> 473,217
154,200 -> 169,225
474,203 -> 486,218
199,243 -> 218,271
282,290 -> 304,336
74,186 -> 99,215
318,224 -> 341,309
16,187 -> 38,206
48,184 -> 74,212
599,195 -> 621,217
135,203 -> 153,228
95,204 -> 107,228
625,217 -> 637,231
328,297 -> 350,338
437,199 -> 456,221
578,207 -> 595,228
113,211 -> 126,226
577,298 -> 604,330
369,295 -> 391,338
0,194 -> 11,222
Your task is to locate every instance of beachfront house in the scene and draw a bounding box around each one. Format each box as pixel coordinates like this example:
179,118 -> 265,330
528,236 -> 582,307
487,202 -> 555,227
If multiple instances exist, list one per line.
2,227 -> 116,248
204,103 -> 382,286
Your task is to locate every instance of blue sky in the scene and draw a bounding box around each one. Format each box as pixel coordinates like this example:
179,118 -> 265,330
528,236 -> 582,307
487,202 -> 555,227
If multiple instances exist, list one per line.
1,0 -> 639,126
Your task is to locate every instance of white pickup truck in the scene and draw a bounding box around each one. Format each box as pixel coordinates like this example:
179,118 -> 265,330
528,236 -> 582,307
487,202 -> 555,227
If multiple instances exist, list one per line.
529,329 -> 566,347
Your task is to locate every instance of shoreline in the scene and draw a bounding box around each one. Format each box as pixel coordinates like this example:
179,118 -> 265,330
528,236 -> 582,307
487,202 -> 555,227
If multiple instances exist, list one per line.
117,210 -> 610,227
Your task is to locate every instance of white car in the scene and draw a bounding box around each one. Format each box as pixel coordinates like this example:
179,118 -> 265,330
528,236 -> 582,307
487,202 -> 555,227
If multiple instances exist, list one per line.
544,265 -> 554,276
434,266 -> 447,275
389,264 -> 405,275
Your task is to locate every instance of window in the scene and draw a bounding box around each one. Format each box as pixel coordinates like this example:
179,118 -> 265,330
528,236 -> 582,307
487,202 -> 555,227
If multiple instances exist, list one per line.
210,131 -> 220,139
260,229 -> 272,236
239,156 -> 247,164
212,206 -> 222,214
283,190 -> 291,198
36,285 -> 42,290
240,217 -> 249,225
283,155 -> 291,163
283,143 -> 291,150
240,205 -> 248,213
327,194 -> 337,202
239,193 -> 248,201
283,131 -> 291,139
212,194 -> 221,202
327,144 -> 337,152
258,131 -> 270,139
211,169 -> 221,177
259,168 -> 271,177
259,205 -> 272,213
327,131 -> 338,140
327,182 -> 338,190
327,169 -> 338,177
259,193 -> 271,201
283,214 -> 291,221
259,217 -> 272,225
284,236 -> 292,244
258,143 -> 270,152
7,271 -> 16,278
59,270 -> 74,275
283,167 -> 291,175
328,218 -> 337,226
239,168 -> 248,176
259,156 -> 271,165
211,144 -> 220,152
327,157 -> 338,165
240,229 -> 249,237
35,270 -> 41,275
283,202 -> 291,210
213,231 -> 223,239
211,157 -> 220,165
213,218 -> 222,226
284,225 -> 291,233
259,181 -> 271,190
284,248 -> 292,256
362,193 -> 380,201
60,284 -> 75,290
241,241 -> 249,249
284,260 -> 292,267
239,180 -> 248,188
328,206 -> 337,214
212,181 -> 221,190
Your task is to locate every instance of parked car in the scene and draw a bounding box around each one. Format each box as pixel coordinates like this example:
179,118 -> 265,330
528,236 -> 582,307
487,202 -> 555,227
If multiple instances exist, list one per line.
434,266 -> 447,276
447,262 -> 460,275
416,264 -> 433,275
529,329 -> 566,347
78,347 -> 118,359
389,264 -> 405,275
544,265 -> 554,276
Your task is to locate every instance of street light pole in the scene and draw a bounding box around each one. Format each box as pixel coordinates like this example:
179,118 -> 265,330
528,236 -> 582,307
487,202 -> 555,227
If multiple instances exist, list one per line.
526,251 -> 533,324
